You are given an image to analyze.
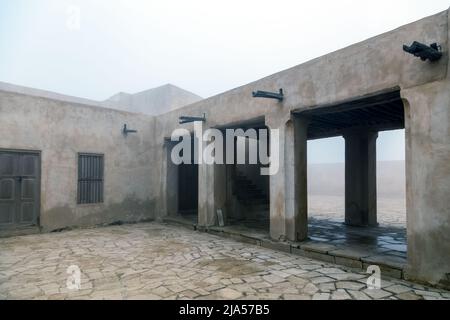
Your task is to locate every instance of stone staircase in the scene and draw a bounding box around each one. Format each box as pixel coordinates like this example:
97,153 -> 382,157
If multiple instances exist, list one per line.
232,173 -> 269,220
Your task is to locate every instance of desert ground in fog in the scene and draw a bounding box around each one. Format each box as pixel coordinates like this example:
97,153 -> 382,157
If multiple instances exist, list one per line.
308,161 -> 406,227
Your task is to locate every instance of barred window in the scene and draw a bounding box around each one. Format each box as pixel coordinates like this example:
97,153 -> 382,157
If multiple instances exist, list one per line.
77,153 -> 104,204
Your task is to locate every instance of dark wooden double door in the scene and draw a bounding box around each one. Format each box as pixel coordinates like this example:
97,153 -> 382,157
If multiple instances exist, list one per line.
0,151 -> 40,228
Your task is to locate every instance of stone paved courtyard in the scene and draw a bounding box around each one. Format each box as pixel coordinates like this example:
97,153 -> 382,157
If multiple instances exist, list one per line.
0,222 -> 449,300
203,196 -> 408,274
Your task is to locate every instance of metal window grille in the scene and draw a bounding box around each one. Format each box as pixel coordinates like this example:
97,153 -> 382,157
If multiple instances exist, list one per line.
77,154 -> 104,204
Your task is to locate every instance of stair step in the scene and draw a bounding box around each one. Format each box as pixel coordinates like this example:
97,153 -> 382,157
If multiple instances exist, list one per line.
241,199 -> 269,206
237,193 -> 266,199
234,173 -> 269,209
234,189 -> 263,195
235,181 -> 255,187
235,187 -> 259,193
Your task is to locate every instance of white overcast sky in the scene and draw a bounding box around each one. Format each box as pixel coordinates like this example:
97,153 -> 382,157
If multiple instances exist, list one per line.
1,0 -> 449,162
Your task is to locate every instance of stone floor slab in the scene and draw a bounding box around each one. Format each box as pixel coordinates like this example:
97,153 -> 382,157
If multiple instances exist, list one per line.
0,222 -> 448,300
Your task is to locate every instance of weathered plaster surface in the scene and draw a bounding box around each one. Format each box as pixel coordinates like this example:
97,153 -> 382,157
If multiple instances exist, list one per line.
401,79 -> 450,287
0,91 -> 158,231
0,9 -> 449,287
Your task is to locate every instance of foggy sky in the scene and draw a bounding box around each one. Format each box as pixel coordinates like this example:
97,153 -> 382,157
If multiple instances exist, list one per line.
1,0 -> 448,162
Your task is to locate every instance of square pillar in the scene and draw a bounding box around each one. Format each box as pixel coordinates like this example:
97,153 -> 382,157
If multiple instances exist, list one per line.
268,115 -> 309,242
344,129 -> 378,227
198,162 -> 227,227
197,125 -> 227,228
285,116 -> 309,241
157,140 -> 178,221
197,124 -> 215,227
401,81 -> 450,287
266,119 -> 287,240
198,162 -> 215,227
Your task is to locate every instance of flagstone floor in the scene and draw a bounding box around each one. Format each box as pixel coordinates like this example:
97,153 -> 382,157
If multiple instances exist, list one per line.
0,222 -> 448,300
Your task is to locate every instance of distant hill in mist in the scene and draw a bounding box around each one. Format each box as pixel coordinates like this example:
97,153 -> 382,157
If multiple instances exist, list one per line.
308,161 -> 405,198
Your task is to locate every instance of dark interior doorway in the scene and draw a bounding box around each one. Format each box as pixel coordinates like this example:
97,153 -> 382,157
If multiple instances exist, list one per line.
177,137 -> 198,215
178,162 -> 198,214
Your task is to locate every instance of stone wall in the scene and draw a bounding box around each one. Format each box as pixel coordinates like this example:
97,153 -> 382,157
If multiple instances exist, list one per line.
153,9 -> 450,287
0,8 -> 448,287
0,89 -> 158,231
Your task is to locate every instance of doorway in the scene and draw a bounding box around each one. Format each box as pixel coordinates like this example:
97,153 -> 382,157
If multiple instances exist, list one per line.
0,150 -> 40,229
178,162 -> 198,214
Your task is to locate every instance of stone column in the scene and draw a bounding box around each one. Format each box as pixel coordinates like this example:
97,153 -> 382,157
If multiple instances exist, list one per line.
266,117 -> 287,241
294,116 -> 309,241
266,114 -> 309,242
401,81 -> 450,287
344,129 -> 378,227
198,163 -> 215,227
285,116 -> 309,241
157,140 -> 178,221
197,122 -> 215,227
